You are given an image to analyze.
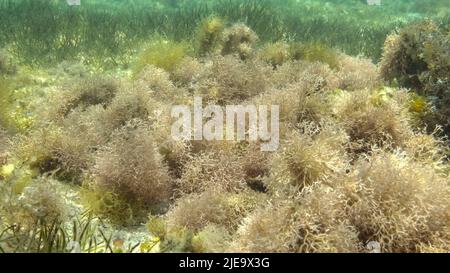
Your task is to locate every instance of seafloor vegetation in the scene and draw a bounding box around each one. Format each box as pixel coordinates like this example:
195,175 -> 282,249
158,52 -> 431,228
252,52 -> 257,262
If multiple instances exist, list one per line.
1,0 -> 450,67
0,0 -> 449,253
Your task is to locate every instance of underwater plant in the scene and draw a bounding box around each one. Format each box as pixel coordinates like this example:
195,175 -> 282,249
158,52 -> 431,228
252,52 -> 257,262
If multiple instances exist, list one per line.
258,41 -> 291,68
0,128 -> 8,165
195,16 -> 225,56
221,23 -> 258,60
88,120 -> 173,223
0,76 -> 13,131
381,21 -> 441,91
289,42 -> 340,70
11,178 -> 69,226
230,147 -> 450,253
170,56 -> 206,88
165,190 -> 259,234
198,55 -> 271,104
0,6 -> 449,254
80,185 -> 144,227
55,75 -> 119,118
332,89 -> 412,155
270,60 -> 336,91
253,78 -> 332,130
380,20 -> 450,135
266,123 -> 349,195
176,150 -> 247,195
12,117 -> 103,183
190,224 -> 231,253
0,50 -> 16,75
100,86 -> 162,132
132,39 -> 190,77
0,176 -> 70,252
0,202 -> 116,253
334,54 -> 381,91
230,186 -> 360,253
151,189 -> 264,252
1,0 -> 448,67
347,150 -> 450,253
134,65 -> 184,103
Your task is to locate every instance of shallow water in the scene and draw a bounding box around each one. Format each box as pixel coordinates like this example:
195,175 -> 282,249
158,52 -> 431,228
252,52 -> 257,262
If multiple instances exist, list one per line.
0,0 -> 449,66
0,0 -> 449,254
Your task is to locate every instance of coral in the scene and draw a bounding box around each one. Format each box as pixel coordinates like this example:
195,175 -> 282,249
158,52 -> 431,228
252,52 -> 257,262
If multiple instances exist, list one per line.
132,39 -> 189,76
221,23 -> 258,60
196,16 -> 225,56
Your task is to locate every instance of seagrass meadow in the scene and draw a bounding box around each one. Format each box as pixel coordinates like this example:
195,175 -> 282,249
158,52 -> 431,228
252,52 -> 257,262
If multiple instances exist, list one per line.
0,0 -> 449,253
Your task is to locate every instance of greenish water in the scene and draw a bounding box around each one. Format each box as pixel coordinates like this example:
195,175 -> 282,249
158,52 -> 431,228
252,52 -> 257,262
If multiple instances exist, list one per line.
0,0 -> 449,67
1,0 -> 450,254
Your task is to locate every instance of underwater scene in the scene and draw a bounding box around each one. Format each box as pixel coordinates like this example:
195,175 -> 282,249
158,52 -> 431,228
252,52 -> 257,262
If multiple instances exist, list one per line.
0,0 -> 449,253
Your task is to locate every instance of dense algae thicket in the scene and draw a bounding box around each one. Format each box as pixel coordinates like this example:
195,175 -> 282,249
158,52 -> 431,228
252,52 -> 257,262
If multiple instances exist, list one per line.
0,0 -> 450,253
